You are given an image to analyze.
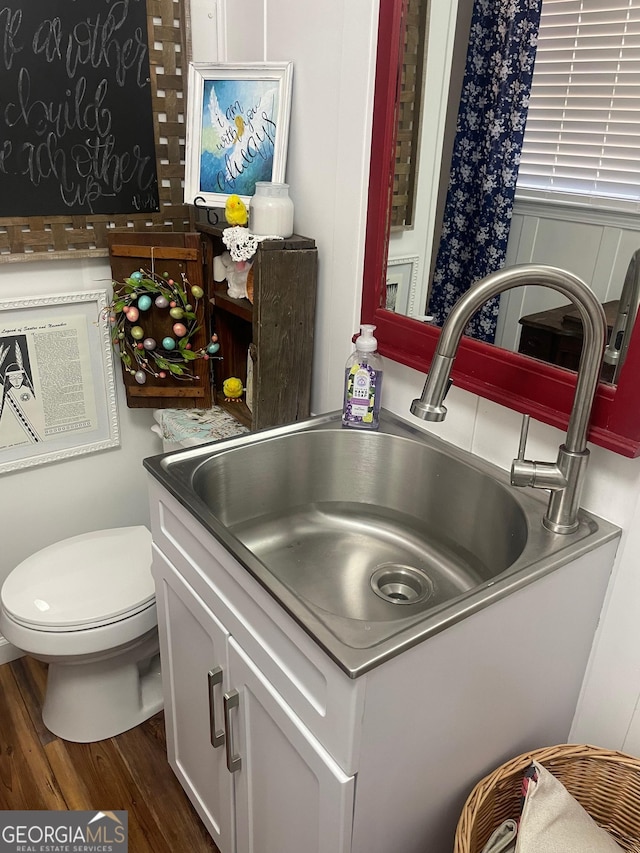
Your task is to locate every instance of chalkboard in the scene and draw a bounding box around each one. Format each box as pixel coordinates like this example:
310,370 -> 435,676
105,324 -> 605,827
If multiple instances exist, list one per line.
0,1 -> 160,218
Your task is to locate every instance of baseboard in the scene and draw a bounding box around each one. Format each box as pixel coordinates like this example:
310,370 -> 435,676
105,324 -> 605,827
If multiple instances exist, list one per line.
0,635 -> 24,665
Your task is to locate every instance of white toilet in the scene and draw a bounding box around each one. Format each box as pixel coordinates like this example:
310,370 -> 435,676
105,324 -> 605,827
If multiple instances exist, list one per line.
0,526 -> 162,743
0,408 -> 248,744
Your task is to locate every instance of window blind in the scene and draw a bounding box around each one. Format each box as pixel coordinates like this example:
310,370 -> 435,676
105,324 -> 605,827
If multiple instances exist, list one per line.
517,0 -> 640,204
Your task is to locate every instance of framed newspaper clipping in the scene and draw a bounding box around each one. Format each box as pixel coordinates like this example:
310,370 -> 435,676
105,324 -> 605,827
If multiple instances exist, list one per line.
0,290 -> 120,473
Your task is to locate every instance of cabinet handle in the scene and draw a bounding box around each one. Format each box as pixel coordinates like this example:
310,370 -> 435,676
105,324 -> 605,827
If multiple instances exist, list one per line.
207,667 -> 225,748
223,689 -> 242,773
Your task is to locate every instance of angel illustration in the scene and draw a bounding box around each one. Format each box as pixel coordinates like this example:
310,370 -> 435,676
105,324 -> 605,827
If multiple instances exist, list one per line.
200,80 -> 278,196
0,339 -> 42,444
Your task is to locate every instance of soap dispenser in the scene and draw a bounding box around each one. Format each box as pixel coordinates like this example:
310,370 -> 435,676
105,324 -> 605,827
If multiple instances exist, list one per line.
342,324 -> 384,430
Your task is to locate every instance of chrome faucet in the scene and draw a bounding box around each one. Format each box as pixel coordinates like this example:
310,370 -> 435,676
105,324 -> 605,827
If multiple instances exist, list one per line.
411,265 -> 608,534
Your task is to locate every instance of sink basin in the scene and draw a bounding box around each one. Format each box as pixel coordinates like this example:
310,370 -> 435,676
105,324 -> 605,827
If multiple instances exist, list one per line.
144,410 -> 619,676
191,429 -> 527,618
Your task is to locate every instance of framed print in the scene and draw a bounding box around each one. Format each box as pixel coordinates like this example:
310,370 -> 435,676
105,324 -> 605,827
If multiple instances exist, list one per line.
185,62 -> 294,207
0,291 -> 120,474
386,256 -> 419,316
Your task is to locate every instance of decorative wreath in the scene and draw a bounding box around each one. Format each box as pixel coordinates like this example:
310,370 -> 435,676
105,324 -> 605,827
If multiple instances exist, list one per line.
106,270 -> 218,385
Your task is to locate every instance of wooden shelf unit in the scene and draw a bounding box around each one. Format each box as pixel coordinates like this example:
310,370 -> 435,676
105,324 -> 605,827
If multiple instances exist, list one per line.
197,214 -> 318,431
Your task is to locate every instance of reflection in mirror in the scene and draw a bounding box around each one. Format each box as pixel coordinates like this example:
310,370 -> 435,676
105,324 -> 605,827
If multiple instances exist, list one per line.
362,0 -> 640,457
385,0 -> 640,386
389,0 -> 428,230
602,250 -> 640,384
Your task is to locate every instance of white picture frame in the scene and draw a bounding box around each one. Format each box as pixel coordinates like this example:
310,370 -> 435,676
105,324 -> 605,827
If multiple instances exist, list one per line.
386,255 -> 420,316
184,61 -> 294,208
0,290 -> 120,474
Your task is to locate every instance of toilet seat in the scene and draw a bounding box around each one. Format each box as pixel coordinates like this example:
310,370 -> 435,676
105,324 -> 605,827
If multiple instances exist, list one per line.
1,526 -> 154,632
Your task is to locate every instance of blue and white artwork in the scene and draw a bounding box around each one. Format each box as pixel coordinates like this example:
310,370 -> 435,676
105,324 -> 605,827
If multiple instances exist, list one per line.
199,79 -> 280,196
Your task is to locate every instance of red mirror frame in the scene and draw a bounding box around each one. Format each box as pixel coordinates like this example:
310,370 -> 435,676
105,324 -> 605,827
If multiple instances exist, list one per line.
362,0 -> 640,458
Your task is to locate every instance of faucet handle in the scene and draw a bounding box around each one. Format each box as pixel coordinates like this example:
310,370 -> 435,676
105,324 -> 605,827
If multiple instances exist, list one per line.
511,413 -> 565,491
516,413 -> 530,461
511,414 -> 536,487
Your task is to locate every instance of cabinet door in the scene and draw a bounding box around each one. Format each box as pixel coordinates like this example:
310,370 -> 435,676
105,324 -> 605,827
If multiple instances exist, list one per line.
107,232 -> 212,409
154,554 -> 234,853
227,637 -> 355,853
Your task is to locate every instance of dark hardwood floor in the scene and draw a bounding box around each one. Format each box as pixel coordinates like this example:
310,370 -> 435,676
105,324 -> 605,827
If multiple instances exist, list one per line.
0,656 -> 219,853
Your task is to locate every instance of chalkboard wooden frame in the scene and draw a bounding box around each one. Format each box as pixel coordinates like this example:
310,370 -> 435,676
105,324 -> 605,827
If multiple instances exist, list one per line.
0,0 -> 192,263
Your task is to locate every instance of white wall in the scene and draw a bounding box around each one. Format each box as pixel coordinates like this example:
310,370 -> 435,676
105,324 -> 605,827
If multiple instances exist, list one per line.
380,360 -> 640,754
372,0 -> 640,753
0,259 -> 160,660
0,0 -> 377,662
0,3 -> 229,606
2,0 -> 638,757
196,0 -> 640,756
497,193 -> 640,753
221,0 -> 378,413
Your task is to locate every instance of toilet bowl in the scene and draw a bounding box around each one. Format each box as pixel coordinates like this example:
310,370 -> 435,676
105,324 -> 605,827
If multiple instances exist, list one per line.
0,408 -> 247,743
0,526 -> 163,743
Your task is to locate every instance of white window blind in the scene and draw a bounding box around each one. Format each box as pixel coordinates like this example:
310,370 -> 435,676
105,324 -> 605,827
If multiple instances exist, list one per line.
517,0 -> 640,205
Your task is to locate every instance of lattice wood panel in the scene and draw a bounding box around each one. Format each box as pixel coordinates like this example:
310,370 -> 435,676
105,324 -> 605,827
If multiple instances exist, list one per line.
391,0 -> 429,230
0,0 -> 192,262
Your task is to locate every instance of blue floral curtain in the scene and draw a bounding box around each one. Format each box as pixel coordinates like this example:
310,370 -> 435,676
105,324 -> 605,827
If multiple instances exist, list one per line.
428,0 -> 542,342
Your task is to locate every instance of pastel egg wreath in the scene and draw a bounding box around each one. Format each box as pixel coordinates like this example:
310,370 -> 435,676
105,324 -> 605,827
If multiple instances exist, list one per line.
108,270 -> 209,384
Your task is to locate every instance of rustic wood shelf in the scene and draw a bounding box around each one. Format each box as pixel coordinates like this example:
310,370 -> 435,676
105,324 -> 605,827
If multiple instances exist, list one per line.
196,210 -> 318,431
210,287 -> 253,322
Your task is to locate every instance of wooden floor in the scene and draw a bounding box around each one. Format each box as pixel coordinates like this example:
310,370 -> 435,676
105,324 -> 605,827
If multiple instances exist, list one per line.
0,656 -> 219,853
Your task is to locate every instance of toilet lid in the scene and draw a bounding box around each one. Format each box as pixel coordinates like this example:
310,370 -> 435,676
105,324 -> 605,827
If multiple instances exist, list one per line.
2,526 -> 155,631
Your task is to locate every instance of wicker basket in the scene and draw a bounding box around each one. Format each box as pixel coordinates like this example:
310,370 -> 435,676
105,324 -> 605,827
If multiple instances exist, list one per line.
454,744 -> 640,853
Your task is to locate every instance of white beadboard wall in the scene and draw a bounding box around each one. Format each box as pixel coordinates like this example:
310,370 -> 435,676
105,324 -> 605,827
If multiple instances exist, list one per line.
0,0 -> 639,758
380,360 -> 640,755
496,200 -> 640,351
495,202 -> 640,752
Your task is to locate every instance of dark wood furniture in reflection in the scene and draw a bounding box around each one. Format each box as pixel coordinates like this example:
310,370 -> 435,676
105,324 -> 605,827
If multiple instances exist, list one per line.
518,300 -> 619,372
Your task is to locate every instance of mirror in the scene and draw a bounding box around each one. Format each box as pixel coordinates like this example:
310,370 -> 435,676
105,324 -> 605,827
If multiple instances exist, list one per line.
384,0 -> 637,387
361,0 -> 640,457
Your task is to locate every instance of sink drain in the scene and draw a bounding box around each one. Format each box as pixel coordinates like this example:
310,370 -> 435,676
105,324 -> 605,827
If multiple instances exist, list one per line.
370,564 -> 434,605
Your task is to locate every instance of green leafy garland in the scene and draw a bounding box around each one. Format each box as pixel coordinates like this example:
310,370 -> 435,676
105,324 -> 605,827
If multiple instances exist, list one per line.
107,270 -> 211,384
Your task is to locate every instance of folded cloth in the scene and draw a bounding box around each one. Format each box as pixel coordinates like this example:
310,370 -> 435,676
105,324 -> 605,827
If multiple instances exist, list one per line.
515,761 -> 624,852
480,819 -> 517,853
154,407 -> 248,446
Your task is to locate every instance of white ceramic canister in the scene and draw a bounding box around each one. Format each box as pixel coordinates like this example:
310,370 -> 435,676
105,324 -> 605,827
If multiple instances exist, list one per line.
249,182 -> 294,238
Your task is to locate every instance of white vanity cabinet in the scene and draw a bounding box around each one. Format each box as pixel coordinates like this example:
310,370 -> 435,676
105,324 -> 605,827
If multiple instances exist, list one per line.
149,479 -> 620,853
153,550 -> 233,850
150,488 -> 358,853
228,639 -> 354,853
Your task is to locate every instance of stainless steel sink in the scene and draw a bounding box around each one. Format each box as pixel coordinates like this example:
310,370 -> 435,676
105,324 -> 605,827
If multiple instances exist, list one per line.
191,429 -> 527,617
144,410 -> 620,676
